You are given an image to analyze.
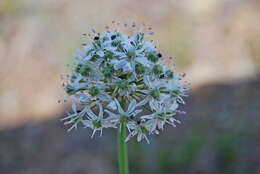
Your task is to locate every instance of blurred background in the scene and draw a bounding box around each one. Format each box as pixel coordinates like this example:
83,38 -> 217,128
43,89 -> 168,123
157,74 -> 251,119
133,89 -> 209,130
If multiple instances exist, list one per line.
0,0 -> 260,173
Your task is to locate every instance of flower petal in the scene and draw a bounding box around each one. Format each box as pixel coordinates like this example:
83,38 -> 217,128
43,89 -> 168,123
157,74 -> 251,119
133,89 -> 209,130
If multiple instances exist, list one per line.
127,99 -> 137,114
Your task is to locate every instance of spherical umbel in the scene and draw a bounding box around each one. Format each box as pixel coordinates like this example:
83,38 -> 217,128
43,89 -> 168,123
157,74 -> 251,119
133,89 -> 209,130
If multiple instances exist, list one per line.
61,24 -> 188,143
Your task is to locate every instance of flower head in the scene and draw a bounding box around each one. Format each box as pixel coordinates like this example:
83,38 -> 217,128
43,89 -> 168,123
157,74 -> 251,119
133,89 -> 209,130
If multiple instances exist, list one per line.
62,23 -> 188,143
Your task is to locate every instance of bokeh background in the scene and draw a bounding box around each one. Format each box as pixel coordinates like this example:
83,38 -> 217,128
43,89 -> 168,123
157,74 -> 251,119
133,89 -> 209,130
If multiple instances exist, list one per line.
0,0 -> 260,174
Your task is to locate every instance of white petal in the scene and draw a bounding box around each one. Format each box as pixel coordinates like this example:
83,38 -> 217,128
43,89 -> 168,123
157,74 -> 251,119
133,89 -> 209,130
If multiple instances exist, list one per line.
84,54 -> 92,61
132,109 -> 142,116
82,120 -> 92,128
67,124 -> 77,132
170,102 -> 179,111
104,110 -> 119,118
98,103 -> 103,118
91,129 -> 97,138
136,98 -> 148,107
72,102 -> 77,113
137,133 -> 142,142
122,62 -> 133,72
149,100 -> 160,111
96,50 -> 104,57
141,114 -> 155,120
158,120 -> 165,130
146,119 -> 157,132
135,57 -> 153,67
143,75 -> 151,87
114,99 -> 125,114
155,130 -> 159,134
125,134 -> 132,142
169,118 -> 181,124
127,99 -> 137,113
98,93 -> 111,102
75,93 -> 90,103
113,59 -> 128,70
61,113 -> 77,121
107,100 -> 117,110
85,106 -> 97,119
144,135 -> 150,144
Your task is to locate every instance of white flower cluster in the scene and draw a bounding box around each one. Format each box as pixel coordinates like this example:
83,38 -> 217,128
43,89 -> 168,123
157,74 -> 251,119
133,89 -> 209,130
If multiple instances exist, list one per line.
62,28 -> 187,143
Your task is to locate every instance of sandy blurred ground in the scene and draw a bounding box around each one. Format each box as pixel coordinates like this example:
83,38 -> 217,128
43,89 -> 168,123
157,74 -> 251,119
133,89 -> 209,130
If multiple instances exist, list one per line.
0,0 -> 260,173
0,0 -> 260,127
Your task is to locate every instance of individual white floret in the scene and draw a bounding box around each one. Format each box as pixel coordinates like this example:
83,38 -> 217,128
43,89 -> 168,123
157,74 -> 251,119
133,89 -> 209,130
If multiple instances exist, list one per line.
82,103 -> 116,137
125,121 -> 151,144
61,102 -> 87,132
141,100 -> 180,133
105,99 -> 142,125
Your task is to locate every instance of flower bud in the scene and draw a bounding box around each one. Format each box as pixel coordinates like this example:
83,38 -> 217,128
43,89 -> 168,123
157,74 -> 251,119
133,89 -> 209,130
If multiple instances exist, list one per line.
116,79 -> 129,90
104,50 -> 113,60
127,49 -> 135,58
102,65 -> 114,78
148,52 -> 159,63
103,36 -> 109,41
65,84 -> 77,95
166,70 -> 174,78
78,65 -> 91,76
150,89 -> 160,99
111,40 -> 121,47
135,63 -> 145,74
89,86 -> 100,96
152,65 -> 163,75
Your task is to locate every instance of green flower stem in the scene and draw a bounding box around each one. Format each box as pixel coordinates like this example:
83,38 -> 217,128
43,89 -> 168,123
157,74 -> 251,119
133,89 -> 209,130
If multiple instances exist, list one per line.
118,122 -> 129,174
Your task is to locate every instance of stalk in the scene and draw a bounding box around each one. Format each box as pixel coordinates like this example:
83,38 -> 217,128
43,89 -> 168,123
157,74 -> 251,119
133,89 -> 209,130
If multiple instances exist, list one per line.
118,122 -> 129,174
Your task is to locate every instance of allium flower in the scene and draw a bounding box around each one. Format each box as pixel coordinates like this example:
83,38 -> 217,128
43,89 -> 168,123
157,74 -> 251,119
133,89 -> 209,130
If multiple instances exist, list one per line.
83,103 -> 116,137
125,120 -> 151,144
62,24 -> 188,143
141,100 -> 181,133
105,99 -> 143,125
61,102 -> 87,132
